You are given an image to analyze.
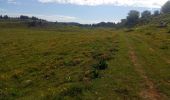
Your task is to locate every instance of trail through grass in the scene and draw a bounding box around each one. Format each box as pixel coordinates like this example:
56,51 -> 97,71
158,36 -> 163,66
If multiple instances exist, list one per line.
122,29 -> 170,99
122,32 -> 163,100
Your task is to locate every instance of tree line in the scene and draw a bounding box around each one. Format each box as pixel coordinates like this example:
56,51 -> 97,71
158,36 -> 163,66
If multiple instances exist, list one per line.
119,0 -> 170,27
0,15 -> 40,20
0,15 -> 48,27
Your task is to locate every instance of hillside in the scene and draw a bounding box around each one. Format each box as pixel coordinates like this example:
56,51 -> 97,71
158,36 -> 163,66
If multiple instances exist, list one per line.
144,13 -> 170,26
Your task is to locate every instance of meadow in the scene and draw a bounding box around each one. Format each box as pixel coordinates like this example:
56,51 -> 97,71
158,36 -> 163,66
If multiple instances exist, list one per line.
0,23 -> 170,100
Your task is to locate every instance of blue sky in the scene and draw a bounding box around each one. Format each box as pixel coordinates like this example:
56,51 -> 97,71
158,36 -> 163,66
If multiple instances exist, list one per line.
0,0 -> 168,24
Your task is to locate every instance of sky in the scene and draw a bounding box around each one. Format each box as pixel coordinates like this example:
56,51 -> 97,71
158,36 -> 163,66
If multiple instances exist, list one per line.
0,0 -> 169,24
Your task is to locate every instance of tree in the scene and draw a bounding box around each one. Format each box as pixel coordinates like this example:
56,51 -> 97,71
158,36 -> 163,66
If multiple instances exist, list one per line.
119,19 -> 127,27
0,15 -> 2,19
91,22 -> 115,28
153,10 -> 160,16
161,0 -> 170,13
126,10 -> 140,27
3,15 -> 9,19
31,16 -> 38,20
20,15 -> 29,20
140,10 -> 151,24
141,10 -> 151,18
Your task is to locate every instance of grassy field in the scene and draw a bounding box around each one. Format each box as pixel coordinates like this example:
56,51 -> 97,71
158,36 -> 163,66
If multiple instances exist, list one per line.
0,24 -> 170,99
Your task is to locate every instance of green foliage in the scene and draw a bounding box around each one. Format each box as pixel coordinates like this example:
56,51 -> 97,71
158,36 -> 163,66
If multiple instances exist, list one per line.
3,15 -> 9,19
153,10 -> 160,16
20,15 -> 29,20
119,1 -> 170,27
126,10 -> 140,27
0,15 -> 2,19
141,10 -> 151,19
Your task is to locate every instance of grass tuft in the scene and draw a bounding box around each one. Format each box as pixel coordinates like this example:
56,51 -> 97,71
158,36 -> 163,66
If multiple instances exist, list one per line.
93,59 -> 108,70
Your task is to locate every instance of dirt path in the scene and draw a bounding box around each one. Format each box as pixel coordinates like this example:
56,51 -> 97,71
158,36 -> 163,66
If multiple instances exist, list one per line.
124,34 -> 163,100
129,47 -> 162,100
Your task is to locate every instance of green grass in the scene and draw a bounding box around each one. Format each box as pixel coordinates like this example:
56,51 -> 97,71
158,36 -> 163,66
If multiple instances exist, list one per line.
0,23 -> 170,99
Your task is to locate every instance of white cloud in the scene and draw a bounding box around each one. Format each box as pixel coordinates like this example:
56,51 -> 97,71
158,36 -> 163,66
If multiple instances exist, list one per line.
5,0 -> 21,5
38,0 -> 168,8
